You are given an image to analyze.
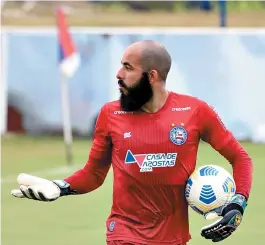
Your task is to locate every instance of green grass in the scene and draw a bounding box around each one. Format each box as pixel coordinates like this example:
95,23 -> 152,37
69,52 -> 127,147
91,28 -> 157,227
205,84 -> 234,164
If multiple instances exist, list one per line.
1,136 -> 264,245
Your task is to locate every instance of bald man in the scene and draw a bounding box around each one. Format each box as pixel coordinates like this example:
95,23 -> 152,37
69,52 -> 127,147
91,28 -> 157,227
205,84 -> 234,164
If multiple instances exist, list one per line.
12,40 -> 252,245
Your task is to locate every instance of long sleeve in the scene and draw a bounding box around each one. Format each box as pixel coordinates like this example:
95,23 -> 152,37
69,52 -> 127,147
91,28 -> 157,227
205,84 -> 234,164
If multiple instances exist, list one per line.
198,101 -> 253,199
64,105 -> 112,194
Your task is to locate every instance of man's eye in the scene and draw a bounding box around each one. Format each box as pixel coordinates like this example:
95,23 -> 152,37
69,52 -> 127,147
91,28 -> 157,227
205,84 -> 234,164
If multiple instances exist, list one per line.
125,66 -> 132,71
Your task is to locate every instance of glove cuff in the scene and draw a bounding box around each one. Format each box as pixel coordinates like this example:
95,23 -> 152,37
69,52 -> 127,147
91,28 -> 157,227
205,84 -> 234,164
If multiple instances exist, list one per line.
52,180 -> 76,196
224,194 -> 247,215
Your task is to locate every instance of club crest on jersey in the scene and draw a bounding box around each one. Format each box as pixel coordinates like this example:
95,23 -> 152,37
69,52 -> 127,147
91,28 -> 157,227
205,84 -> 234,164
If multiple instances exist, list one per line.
125,150 -> 177,172
169,126 -> 188,145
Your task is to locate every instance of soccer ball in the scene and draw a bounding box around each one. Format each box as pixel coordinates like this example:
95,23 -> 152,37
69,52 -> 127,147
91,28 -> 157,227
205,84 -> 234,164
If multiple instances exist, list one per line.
185,165 -> 236,217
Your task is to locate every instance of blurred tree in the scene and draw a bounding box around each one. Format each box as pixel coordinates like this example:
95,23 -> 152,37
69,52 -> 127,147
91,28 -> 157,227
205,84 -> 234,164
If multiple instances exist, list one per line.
125,1 -> 175,12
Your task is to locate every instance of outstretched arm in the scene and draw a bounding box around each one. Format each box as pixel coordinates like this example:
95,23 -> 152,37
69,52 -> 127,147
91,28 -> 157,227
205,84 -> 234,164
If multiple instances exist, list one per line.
11,104 -> 112,200
65,104 -> 112,194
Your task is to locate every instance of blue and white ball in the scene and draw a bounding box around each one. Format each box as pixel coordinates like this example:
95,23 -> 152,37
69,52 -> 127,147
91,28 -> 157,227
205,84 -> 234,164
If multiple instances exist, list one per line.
185,165 -> 236,216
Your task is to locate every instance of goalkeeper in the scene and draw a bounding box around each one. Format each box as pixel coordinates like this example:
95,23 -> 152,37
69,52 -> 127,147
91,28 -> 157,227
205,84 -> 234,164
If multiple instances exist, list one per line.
12,40 -> 253,245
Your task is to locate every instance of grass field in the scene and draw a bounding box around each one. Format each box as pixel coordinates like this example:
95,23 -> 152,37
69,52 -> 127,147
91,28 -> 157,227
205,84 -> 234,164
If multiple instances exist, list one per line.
1,135 -> 264,245
3,11 -> 265,27
3,1 -> 265,27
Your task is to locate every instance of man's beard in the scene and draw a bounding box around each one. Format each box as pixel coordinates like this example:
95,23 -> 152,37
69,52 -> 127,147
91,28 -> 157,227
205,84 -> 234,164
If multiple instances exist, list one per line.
118,72 -> 153,112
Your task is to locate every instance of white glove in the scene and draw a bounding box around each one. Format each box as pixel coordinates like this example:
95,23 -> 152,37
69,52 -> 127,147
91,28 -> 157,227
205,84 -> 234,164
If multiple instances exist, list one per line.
11,173 -> 71,202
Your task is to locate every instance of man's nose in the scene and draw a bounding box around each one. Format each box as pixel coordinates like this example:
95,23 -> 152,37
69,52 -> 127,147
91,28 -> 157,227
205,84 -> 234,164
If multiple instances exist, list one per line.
116,68 -> 124,80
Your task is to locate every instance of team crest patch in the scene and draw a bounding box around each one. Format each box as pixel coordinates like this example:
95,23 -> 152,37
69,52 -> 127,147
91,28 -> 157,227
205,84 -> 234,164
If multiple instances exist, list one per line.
169,126 -> 188,145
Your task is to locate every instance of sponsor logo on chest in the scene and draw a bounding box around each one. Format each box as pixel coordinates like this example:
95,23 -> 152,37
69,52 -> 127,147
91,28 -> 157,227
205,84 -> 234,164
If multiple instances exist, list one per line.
125,150 -> 177,172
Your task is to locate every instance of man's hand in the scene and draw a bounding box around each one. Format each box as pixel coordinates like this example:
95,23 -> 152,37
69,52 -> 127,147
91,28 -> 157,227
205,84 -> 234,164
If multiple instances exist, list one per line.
11,173 -> 75,202
201,194 -> 247,242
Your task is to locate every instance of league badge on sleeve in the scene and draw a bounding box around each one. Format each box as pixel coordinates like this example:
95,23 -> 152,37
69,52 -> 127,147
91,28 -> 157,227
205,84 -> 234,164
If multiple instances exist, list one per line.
109,221 -> 116,232
169,126 -> 188,145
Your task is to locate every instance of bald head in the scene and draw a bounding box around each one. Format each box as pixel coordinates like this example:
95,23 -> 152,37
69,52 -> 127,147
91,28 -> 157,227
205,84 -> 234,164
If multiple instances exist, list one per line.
130,40 -> 172,81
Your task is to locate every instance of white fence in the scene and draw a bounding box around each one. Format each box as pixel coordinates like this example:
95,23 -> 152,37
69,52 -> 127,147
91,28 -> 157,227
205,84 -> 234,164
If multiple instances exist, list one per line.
1,27 -> 265,142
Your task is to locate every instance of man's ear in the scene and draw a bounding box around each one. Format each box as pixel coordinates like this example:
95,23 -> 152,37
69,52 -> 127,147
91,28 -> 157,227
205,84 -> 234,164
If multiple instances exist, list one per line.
148,70 -> 159,83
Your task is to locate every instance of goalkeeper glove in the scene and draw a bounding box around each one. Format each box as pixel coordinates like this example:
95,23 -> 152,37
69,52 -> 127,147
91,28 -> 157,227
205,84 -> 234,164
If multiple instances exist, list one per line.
11,173 -> 75,202
201,194 -> 247,242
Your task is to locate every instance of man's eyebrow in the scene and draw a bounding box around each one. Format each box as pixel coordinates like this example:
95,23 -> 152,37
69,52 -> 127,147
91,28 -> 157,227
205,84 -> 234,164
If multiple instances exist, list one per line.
121,61 -> 133,68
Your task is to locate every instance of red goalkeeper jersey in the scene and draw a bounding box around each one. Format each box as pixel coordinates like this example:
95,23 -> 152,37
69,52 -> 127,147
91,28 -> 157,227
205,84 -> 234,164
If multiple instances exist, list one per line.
65,92 -> 252,245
